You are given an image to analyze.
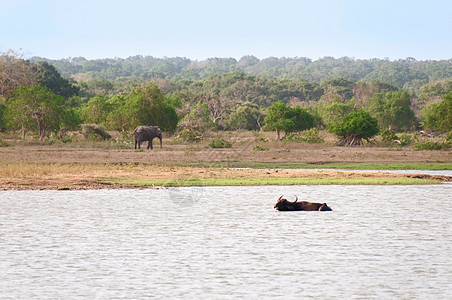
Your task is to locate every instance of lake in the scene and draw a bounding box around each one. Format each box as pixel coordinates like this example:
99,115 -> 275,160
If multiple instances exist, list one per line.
1,184 -> 451,299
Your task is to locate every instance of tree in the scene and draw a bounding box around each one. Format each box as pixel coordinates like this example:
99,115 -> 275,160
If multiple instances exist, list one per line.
226,102 -> 264,131
107,83 -> 178,133
366,91 -> 416,131
178,101 -> 214,139
0,50 -> 36,98
328,109 -> 379,146
6,85 -> 79,140
32,61 -> 80,99
264,100 -> 315,140
421,92 -> 452,131
81,96 -> 115,125
317,101 -> 354,127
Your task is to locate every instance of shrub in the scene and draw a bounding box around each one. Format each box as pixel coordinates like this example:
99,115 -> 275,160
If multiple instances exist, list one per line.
414,141 -> 451,150
328,109 -> 379,146
0,139 -> 9,147
285,128 -> 324,144
81,124 -> 111,141
397,133 -> 416,147
209,138 -> 232,148
253,145 -> 269,151
380,129 -> 399,141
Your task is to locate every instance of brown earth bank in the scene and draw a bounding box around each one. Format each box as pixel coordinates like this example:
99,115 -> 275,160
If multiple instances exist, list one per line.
0,142 -> 451,190
0,143 -> 451,165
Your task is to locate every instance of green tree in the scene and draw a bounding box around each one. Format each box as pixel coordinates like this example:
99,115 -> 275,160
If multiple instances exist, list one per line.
317,101 -> 354,127
226,102 -> 264,131
328,109 -> 379,146
421,92 -> 452,131
264,100 -> 314,140
367,91 -> 416,131
178,101 -> 214,139
107,83 -> 178,133
6,85 -> 79,140
81,96 -> 115,125
32,61 -> 79,99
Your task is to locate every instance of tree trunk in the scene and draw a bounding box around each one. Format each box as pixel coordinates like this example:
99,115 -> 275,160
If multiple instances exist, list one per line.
275,129 -> 281,140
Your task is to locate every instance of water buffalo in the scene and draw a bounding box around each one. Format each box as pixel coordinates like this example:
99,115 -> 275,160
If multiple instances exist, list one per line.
274,195 -> 332,211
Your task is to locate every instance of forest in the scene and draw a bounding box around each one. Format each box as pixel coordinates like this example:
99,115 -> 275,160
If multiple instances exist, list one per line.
1,50 -> 451,147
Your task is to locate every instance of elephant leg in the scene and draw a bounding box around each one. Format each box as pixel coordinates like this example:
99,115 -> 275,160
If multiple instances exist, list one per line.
148,139 -> 153,150
134,139 -> 137,149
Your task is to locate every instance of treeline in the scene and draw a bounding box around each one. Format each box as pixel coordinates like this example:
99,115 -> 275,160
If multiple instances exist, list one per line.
1,50 -> 451,146
31,55 -> 452,92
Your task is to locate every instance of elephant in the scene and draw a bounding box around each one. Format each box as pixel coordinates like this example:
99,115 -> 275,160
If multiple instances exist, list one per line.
132,125 -> 162,150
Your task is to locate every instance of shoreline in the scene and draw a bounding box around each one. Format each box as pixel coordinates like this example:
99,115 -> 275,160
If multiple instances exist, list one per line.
1,144 -> 450,191
1,162 -> 451,191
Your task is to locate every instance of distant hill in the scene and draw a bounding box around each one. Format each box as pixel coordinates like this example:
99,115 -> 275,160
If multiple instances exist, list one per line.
31,55 -> 452,92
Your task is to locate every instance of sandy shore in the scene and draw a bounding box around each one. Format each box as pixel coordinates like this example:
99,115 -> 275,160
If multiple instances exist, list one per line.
0,144 -> 451,190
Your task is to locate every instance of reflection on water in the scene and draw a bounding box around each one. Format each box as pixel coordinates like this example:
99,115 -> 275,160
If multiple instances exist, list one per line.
1,185 -> 451,299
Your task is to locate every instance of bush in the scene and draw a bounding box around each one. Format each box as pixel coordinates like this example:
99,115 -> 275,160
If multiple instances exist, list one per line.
285,128 -> 324,144
414,141 -> 451,150
81,124 -> 111,141
177,129 -> 203,142
0,139 -> 9,147
397,133 -> 416,146
328,109 -> 379,146
380,129 -> 399,141
253,145 -> 269,151
209,138 -> 232,148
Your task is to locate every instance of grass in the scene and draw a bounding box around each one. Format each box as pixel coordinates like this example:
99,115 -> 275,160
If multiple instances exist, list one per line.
0,161 -> 446,189
105,176 -> 441,187
173,161 -> 452,170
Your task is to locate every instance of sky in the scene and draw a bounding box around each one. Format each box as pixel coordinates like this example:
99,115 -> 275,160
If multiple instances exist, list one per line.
1,0 -> 451,61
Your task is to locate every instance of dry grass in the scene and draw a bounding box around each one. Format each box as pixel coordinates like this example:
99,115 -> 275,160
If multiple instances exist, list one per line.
0,131 -> 451,190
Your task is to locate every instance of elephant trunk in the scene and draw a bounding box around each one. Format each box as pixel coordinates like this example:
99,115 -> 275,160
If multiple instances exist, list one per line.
159,136 -> 163,148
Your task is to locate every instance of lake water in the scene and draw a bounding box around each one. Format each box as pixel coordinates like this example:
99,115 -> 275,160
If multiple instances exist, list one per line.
1,184 -> 451,299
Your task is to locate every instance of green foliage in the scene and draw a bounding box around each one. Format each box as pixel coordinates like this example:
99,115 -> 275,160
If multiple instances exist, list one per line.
179,101 -> 214,137
421,92 -> 452,131
209,138 -> 232,148
0,139 -> 9,147
285,128 -> 324,144
252,145 -> 269,151
37,56 -> 452,94
226,102 -> 263,131
106,83 -> 178,133
414,141 -> 451,150
397,133 -> 416,146
0,97 -> 6,130
264,101 -> 314,140
32,61 -> 79,99
81,124 -> 111,140
176,129 -> 203,142
366,91 -> 416,131
5,85 -> 79,140
81,96 -> 115,125
328,109 -> 379,146
380,129 -> 399,141
317,101 -> 353,126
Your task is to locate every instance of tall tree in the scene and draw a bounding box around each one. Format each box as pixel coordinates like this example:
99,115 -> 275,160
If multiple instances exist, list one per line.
328,109 -> 379,146
32,61 -> 80,99
264,101 -> 314,140
0,50 -> 36,98
421,92 -> 452,131
367,91 -> 416,131
6,85 -> 78,140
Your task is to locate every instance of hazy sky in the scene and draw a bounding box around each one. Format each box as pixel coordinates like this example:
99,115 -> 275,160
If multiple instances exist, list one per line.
1,0 -> 451,60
